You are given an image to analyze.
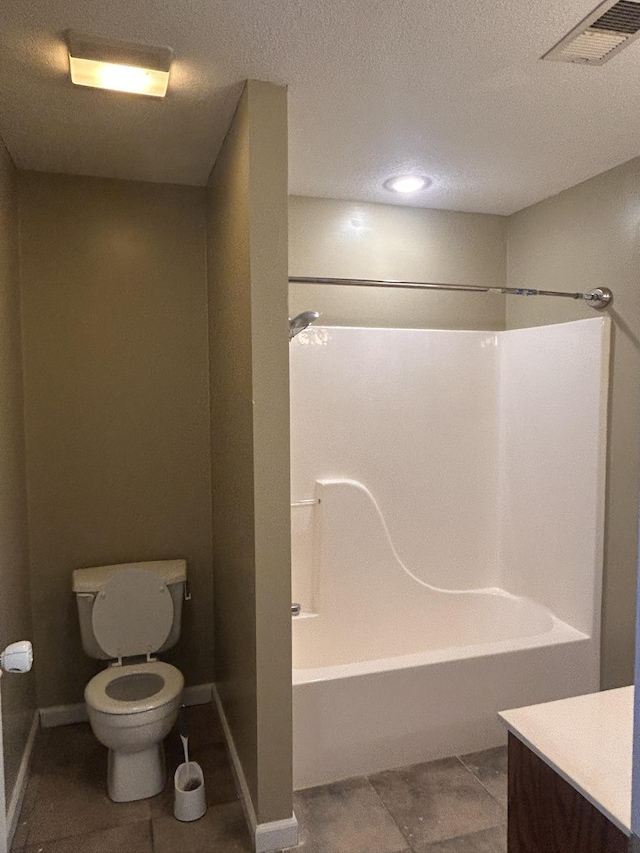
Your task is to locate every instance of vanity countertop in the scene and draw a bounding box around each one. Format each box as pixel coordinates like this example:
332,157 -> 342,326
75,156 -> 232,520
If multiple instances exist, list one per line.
499,685 -> 633,836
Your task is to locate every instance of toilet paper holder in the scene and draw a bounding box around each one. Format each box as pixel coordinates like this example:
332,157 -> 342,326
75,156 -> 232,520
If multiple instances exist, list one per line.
0,640 -> 33,675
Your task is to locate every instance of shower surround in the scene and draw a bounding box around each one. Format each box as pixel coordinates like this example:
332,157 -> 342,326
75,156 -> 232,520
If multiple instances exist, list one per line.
290,318 -> 610,789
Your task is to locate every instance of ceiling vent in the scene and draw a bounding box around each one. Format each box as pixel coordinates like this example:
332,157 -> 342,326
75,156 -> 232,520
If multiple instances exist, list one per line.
543,0 -> 640,64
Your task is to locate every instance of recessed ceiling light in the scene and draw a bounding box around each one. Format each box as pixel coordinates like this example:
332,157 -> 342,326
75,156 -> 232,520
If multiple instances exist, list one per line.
383,175 -> 431,194
67,31 -> 172,98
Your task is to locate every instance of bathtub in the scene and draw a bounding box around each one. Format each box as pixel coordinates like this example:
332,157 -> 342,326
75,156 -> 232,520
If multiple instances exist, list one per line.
291,479 -> 598,789
290,322 -> 608,790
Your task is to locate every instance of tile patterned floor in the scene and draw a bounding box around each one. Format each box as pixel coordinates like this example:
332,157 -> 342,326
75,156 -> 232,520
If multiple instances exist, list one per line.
12,704 -> 507,853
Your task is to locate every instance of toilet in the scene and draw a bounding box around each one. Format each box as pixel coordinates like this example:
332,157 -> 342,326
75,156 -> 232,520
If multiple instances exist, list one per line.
72,560 -> 187,803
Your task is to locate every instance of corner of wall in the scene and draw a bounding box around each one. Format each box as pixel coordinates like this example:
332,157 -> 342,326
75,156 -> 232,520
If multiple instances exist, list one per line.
206,78 -> 293,839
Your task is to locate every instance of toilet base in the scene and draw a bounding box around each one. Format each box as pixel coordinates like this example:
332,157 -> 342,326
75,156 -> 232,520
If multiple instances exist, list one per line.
107,743 -> 166,802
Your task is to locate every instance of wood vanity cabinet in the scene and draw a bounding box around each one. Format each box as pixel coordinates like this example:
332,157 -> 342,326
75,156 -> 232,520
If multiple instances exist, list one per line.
507,733 -> 628,853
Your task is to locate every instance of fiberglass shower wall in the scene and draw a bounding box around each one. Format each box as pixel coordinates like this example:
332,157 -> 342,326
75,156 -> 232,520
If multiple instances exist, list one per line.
290,318 -> 609,647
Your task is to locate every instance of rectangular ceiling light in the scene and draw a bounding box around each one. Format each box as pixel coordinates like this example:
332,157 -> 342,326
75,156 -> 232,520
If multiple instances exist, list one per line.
543,0 -> 640,64
67,30 -> 172,97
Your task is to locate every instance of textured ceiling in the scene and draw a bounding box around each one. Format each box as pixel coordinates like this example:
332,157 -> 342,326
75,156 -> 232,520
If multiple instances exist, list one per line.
2,0 -> 640,214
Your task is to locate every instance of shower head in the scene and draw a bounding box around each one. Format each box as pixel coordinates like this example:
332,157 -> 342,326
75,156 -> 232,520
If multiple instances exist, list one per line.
289,311 -> 320,341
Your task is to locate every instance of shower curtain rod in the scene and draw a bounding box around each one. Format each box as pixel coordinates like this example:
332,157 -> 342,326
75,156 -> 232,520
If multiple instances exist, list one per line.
289,276 -> 613,310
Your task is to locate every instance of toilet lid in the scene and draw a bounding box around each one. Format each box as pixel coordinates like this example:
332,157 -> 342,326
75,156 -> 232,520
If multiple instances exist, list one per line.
91,568 -> 174,659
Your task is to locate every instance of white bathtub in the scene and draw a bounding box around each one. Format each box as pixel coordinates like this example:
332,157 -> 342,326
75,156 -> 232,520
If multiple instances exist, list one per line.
290,321 -> 609,790
293,624 -> 595,791
291,480 -> 598,789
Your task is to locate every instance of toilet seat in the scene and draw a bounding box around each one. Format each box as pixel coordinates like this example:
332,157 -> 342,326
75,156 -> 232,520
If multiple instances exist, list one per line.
85,661 -> 183,716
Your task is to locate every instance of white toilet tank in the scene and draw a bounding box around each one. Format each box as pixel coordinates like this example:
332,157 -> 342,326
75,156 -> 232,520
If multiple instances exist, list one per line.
72,560 -> 187,661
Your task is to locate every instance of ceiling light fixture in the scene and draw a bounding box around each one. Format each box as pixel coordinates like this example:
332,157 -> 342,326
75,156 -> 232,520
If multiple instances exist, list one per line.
383,175 -> 431,194
67,31 -> 172,97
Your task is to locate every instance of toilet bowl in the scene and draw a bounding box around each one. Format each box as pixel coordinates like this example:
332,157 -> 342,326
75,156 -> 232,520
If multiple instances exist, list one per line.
85,661 -> 184,802
73,560 -> 188,803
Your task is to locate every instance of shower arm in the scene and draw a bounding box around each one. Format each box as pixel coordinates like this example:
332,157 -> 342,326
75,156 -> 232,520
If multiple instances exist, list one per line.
288,276 -> 613,310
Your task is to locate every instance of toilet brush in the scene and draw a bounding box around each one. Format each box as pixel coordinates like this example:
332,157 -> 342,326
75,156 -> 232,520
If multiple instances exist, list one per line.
173,704 -> 206,821
179,707 -> 198,787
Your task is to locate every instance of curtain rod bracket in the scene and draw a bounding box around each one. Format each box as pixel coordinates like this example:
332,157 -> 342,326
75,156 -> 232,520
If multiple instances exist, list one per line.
586,288 -> 613,310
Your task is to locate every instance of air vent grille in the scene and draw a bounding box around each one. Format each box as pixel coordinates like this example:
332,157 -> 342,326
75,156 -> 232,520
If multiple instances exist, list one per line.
543,0 -> 640,64
592,1 -> 640,33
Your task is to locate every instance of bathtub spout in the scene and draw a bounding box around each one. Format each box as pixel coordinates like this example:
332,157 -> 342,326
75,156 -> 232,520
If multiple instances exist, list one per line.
291,603 -> 301,616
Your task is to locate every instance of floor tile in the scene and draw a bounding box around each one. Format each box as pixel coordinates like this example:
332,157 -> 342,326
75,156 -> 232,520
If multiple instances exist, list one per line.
31,723 -> 97,775
294,776 -> 409,853
369,758 -> 505,851
23,820 -> 153,853
13,705 -> 511,853
421,825 -> 507,852
27,747 -> 151,845
152,800 -> 252,853
11,769 -> 42,852
458,748 -> 508,808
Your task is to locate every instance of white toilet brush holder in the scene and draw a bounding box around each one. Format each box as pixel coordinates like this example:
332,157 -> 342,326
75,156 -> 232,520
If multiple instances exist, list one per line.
174,706 -> 206,822
174,761 -> 206,821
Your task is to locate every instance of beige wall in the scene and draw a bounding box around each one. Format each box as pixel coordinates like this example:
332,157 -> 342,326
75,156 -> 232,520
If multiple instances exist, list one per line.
0,141 -> 35,819
19,172 -> 213,708
506,156 -> 640,689
207,81 -> 292,826
288,196 -> 508,330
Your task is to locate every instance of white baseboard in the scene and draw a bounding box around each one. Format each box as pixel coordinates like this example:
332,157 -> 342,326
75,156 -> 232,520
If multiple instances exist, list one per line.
212,685 -> 298,853
39,682 -> 215,728
39,702 -> 88,728
254,816 -> 299,853
183,682 -> 213,706
6,711 -> 39,849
